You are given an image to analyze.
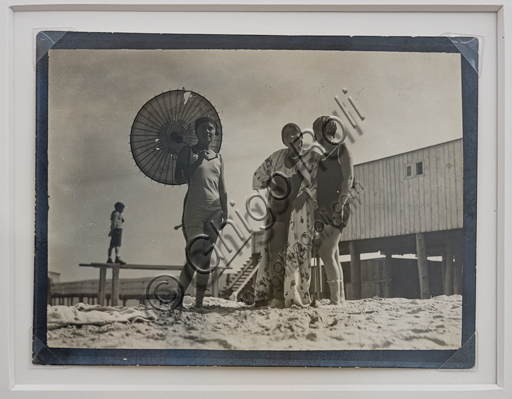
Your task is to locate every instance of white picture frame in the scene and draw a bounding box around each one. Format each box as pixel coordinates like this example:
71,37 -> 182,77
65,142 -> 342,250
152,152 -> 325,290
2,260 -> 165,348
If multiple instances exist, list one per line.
1,1 -> 509,398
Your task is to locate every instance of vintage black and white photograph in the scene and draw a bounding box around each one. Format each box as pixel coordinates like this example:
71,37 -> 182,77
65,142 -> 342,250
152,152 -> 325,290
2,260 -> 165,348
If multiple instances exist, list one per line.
34,33 -> 476,366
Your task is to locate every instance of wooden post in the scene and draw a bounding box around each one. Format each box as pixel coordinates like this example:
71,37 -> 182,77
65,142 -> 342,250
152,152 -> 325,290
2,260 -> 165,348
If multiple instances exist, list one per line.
98,266 -> 107,306
454,243 -> 463,295
112,265 -> 120,306
313,254 -> 321,300
211,268 -> 219,297
349,241 -> 361,300
441,249 -> 446,288
444,244 -> 454,296
415,233 -> 430,299
318,263 -> 325,300
384,253 -> 392,298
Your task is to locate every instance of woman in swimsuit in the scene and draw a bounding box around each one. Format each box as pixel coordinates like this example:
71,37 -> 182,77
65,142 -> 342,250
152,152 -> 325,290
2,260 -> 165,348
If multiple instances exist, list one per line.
175,117 -> 227,308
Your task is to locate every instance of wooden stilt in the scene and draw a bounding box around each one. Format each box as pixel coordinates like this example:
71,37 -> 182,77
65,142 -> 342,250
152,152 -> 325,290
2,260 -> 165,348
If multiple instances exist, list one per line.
384,253 -> 392,298
98,266 -> 107,306
415,233 -> 430,299
321,264 -> 327,299
349,241 -> 361,300
444,244 -> 454,295
112,266 -> 120,306
453,243 -> 463,295
441,249 -> 446,289
211,268 -> 219,297
312,254 -> 321,301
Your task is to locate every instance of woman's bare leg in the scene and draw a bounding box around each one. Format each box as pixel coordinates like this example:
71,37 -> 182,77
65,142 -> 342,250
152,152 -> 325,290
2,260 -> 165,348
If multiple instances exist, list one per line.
319,225 -> 344,304
195,211 -> 222,306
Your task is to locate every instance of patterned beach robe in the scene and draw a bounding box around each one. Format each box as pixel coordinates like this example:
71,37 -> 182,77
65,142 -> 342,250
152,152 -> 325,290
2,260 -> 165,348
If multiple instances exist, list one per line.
251,148 -> 320,306
283,150 -> 321,308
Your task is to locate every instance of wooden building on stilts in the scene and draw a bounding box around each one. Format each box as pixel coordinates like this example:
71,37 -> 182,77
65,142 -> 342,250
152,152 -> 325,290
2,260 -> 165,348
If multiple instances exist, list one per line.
339,138 -> 463,300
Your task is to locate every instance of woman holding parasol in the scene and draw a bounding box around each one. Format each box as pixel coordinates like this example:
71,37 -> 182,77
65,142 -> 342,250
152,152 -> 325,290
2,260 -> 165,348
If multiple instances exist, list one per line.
175,116 -> 227,308
130,90 -> 226,310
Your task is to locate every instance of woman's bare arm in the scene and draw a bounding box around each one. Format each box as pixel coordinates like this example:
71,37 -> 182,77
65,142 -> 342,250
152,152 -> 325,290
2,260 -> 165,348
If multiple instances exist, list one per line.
338,144 -> 354,203
175,147 -> 205,184
219,155 -> 228,220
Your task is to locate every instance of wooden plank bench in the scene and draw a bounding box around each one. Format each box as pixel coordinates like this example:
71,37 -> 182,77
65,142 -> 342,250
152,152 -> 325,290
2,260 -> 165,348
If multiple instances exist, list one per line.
79,263 -> 230,306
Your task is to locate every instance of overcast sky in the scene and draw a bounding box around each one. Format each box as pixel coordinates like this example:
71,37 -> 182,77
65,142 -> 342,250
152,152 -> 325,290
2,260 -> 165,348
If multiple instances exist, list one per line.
47,48 -> 462,282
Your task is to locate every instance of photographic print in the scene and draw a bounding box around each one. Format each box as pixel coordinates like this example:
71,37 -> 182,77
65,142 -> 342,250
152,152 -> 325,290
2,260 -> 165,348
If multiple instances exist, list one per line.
34,32 -> 477,367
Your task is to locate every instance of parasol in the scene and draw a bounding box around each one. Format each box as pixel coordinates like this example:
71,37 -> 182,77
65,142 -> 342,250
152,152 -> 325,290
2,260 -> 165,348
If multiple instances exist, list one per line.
130,89 -> 222,185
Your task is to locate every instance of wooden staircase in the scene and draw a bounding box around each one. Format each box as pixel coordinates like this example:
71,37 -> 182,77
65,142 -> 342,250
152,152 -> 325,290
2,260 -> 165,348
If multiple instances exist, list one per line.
220,254 -> 260,299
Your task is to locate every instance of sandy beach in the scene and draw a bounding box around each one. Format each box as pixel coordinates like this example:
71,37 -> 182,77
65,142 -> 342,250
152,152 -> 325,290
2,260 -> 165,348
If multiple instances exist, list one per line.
47,295 -> 462,350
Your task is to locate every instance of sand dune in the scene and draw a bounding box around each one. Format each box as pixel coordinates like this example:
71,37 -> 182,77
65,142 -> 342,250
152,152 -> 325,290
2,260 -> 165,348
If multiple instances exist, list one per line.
47,295 -> 462,350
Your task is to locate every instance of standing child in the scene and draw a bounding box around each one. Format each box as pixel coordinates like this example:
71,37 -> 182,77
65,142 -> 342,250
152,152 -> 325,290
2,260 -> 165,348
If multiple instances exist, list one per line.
107,202 -> 126,264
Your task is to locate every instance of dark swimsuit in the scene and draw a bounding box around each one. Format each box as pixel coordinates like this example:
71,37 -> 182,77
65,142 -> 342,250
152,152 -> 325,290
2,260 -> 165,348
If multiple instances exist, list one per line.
315,145 -> 350,227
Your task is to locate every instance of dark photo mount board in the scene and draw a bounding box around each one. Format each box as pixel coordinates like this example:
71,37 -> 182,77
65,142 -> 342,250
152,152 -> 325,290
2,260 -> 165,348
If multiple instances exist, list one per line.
33,32 -> 477,368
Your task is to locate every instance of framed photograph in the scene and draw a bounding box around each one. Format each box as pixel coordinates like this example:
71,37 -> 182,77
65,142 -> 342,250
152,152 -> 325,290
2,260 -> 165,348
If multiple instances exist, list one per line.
34,31 -> 477,368
4,2 -> 507,398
